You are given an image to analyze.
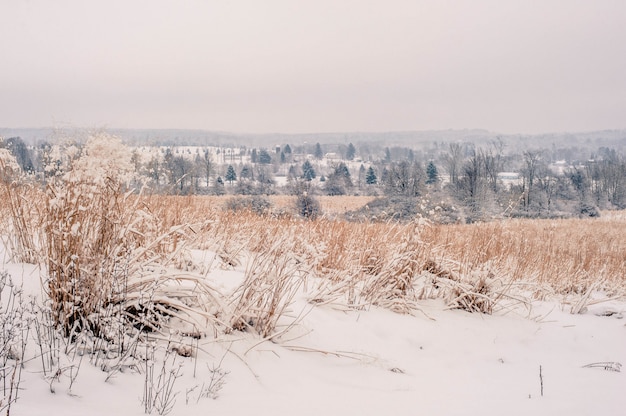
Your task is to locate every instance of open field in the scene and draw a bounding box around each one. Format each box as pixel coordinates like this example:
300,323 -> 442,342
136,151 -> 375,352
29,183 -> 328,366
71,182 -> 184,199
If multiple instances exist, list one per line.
160,194 -> 378,215
3,185 -> 624,304
128,195 -> 626,298
1,174 -> 625,415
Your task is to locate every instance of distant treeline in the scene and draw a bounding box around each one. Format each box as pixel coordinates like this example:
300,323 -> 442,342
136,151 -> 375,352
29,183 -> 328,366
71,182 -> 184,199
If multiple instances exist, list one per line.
2,131 -> 626,222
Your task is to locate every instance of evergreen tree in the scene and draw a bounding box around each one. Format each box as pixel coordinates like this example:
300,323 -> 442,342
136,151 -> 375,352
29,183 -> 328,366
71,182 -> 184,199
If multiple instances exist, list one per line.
324,162 -> 353,195
251,148 -> 258,164
346,143 -> 356,161
287,165 -> 298,181
283,144 -> 292,154
258,149 -> 272,164
335,162 -> 352,185
302,160 -> 316,181
426,161 -> 439,184
240,164 -> 253,180
225,164 -> 237,184
366,166 -> 377,185
314,143 -> 323,160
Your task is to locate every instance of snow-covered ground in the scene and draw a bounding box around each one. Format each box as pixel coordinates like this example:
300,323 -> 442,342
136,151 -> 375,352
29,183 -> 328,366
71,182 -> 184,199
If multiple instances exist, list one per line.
4,251 -> 625,416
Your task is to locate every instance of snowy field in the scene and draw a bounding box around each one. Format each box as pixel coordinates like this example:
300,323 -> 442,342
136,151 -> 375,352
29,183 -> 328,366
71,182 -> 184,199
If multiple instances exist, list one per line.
0,135 -> 624,416
5,253 -> 625,416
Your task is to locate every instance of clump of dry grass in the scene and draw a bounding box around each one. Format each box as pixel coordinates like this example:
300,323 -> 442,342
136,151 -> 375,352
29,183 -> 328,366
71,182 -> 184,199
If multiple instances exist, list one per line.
360,222 -> 426,313
0,150 -> 40,264
4,135 -> 227,343
230,233 -> 308,337
445,274 -> 495,314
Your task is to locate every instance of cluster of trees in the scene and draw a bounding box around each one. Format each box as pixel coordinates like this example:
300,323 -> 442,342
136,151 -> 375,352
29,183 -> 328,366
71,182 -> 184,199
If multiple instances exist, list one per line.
434,141 -> 626,219
3,135 -> 626,221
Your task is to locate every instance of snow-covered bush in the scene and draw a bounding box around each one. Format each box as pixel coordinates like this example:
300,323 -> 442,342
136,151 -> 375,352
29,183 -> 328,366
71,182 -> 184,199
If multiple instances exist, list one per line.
0,271 -> 29,414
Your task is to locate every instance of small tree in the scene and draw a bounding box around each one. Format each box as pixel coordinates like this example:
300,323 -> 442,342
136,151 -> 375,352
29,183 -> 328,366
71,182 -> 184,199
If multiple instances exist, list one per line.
302,160 -> 316,181
258,149 -> 272,164
287,165 -> 298,181
334,162 -> 352,186
314,143 -> 323,160
225,165 -> 237,185
240,164 -> 253,180
346,143 -> 356,161
146,154 -> 162,185
358,164 -> 366,188
366,166 -> 377,185
324,162 -> 353,195
296,193 -> 321,219
426,161 -> 438,185
202,148 -> 214,187
213,176 -> 226,195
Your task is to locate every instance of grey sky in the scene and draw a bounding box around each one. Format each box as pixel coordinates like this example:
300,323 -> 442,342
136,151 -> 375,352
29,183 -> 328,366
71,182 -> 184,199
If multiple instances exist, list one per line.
2,0 -> 625,134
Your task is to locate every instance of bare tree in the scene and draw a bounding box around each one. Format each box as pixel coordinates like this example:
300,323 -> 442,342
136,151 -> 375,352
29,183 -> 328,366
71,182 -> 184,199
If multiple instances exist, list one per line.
443,142 -> 463,186
521,150 -> 542,209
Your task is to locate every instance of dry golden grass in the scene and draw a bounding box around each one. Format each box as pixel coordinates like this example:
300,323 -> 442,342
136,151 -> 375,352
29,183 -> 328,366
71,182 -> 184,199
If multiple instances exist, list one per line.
166,195 -> 376,216
3,177 -> 625,340
421,216 -> 626,296
44,193 -> 626,300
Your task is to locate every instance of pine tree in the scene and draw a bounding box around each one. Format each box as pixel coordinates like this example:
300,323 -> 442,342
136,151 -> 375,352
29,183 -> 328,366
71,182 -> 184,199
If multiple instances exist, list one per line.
366,166 -> 377,185
240,164 -> 253,180
346,143 -> 356,161
302,160 -> 316,181
426,161 -> 439,184
225,165 -> 237,184
258,149 -> 272,164
314,143 -> 323,160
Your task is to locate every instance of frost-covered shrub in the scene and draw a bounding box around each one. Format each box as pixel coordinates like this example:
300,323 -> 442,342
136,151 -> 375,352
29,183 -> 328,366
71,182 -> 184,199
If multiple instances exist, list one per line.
64,133 -> 135,186
42,133 -> 140,335
225,195 -> 272,215
296,193 -> 321,219
579,202 -> 600,218
0,271 -> 28,414
42,133 -> 225,343
346,196 -> 418,222
0,146 -> 21,180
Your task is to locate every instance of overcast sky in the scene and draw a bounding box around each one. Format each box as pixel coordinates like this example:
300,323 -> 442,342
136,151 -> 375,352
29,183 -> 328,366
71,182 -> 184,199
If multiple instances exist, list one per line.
2,0 -> 625,135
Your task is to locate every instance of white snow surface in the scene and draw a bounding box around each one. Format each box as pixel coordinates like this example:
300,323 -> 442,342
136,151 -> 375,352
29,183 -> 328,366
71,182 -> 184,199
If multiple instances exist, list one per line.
4,253 -> 625,416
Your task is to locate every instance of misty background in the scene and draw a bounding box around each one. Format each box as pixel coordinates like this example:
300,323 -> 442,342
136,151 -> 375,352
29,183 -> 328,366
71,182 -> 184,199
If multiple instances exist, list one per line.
2,0 -> 626,135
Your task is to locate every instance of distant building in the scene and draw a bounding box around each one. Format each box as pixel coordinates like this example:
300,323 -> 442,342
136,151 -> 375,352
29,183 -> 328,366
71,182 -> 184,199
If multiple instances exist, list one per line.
497,172 -> 521,189
549,160 -> 568,175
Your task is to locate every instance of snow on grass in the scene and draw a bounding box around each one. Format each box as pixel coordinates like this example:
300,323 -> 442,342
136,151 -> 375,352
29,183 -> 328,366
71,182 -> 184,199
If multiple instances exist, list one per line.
6,256 -> 625,416
1,136 -> 624,415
